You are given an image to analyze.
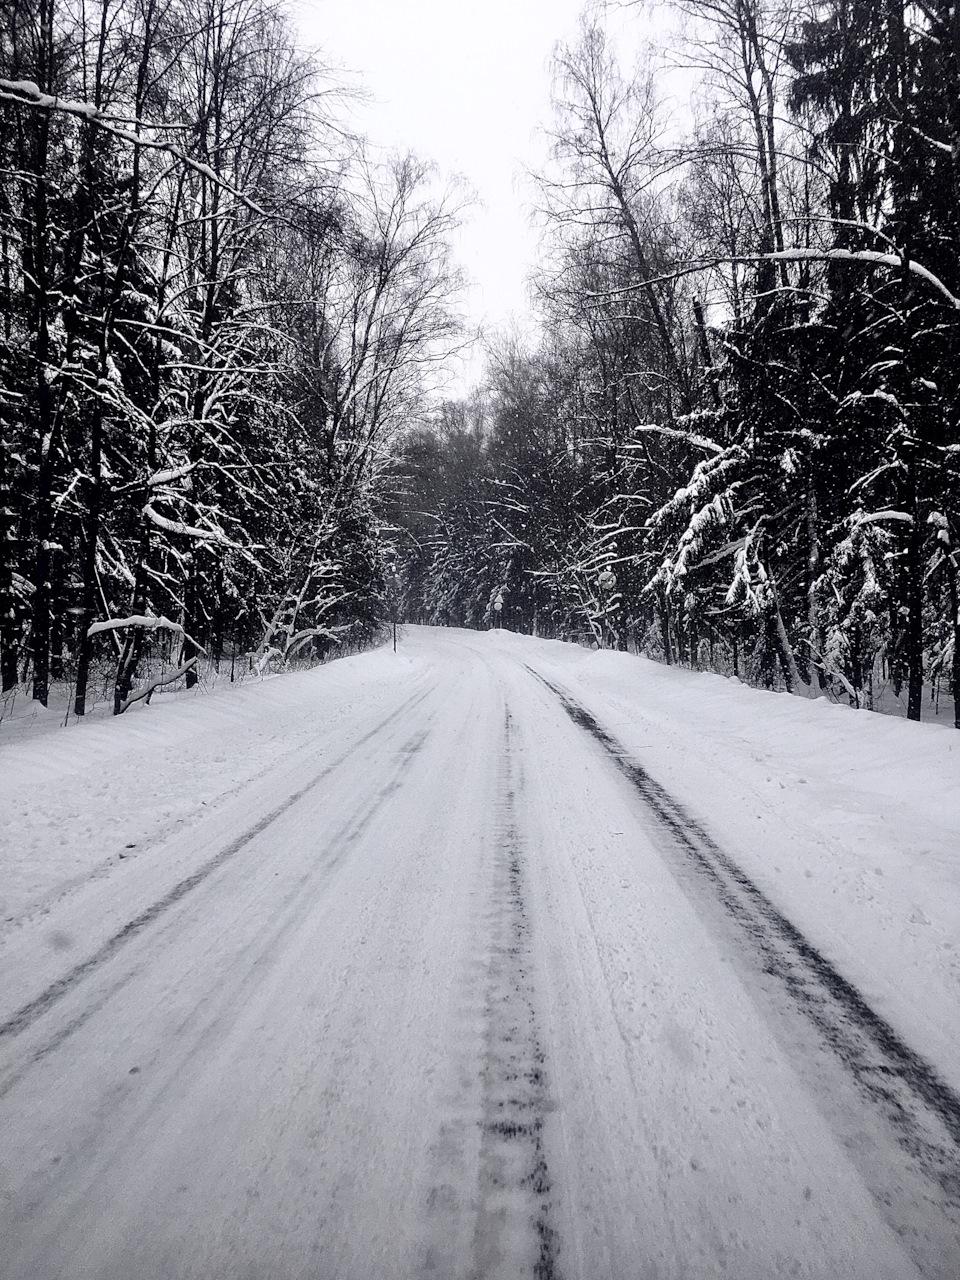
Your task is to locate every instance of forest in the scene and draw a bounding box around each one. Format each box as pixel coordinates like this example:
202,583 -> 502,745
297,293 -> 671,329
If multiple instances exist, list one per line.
396,0 -> 960,726
0,0 -> 463,714
2,0 -> 959,725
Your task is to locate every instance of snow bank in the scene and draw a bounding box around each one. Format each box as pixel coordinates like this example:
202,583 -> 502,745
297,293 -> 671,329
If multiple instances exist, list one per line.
0,645 -> 424,932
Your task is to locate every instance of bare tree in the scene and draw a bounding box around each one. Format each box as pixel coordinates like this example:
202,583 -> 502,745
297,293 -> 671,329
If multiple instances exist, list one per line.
540,21 -> 694,412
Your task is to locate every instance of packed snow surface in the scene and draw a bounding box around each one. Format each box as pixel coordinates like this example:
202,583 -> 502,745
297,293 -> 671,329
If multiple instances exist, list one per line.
0,626 -> 958,1279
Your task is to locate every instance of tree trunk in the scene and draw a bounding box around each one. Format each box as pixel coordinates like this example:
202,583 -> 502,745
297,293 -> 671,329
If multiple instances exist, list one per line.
73,409 -> 103,716
28,0 -> 56,708
805,481 -> 824,694
949,555 -> 960,730
30,354 -> 55,706
181,560 -> 201,688
773,604 -> 807,695
905,481 -> 924,721
693,297 -> 720,408
659,597 -> 672,664
0,181 -> 22,692
0,421 -> 21,692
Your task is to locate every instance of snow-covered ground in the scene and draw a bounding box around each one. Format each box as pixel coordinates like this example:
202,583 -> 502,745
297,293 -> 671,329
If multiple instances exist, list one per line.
489,629 -> 960,1095
1,647 -> 430,933
1,626 -> 958,1278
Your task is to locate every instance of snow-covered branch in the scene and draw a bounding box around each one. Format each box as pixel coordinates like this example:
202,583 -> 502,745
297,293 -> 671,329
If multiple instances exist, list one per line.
856,510 -> 915,527
0,79 -> 270,218
623,425 -> 724,455
142,505 -> 243,548
87,614 -> 183,638
587,249 -> 960,310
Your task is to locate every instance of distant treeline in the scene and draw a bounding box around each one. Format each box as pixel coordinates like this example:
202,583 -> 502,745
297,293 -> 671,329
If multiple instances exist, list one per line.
393,1 -> 960,725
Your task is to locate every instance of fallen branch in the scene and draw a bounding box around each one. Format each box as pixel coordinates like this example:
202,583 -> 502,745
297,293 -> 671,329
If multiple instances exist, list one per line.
253,645 -> 283,676
118,657 -> 198,713
803,641 -> 860,705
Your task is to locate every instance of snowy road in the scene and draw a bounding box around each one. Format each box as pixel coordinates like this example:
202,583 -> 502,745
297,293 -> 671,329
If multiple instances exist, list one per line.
1,628 -> 959,1278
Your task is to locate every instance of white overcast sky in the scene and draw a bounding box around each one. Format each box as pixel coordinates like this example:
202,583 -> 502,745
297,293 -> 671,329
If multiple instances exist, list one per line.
290,1 -> 652,339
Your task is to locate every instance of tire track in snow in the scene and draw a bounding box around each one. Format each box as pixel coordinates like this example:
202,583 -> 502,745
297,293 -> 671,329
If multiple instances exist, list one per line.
0,684 -> 433,1047
0,716 -> 435,1105
469,707 -> 560,1280
529,668 -> 960,1213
